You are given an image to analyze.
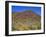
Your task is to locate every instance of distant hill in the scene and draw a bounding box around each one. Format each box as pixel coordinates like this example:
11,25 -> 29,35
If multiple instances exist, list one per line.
12,10 -> 41,31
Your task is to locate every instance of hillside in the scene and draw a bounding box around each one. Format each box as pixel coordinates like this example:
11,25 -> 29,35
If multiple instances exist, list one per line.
12,10 -> 41,31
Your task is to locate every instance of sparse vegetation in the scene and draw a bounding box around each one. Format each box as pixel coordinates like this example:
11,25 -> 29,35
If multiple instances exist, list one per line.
12,10 -> 41,31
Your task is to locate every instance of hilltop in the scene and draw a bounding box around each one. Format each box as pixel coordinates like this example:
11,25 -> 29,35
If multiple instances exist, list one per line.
12,10 -> 41,31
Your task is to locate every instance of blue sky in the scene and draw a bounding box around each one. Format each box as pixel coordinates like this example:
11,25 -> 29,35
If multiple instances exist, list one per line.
12,6 -> 41,16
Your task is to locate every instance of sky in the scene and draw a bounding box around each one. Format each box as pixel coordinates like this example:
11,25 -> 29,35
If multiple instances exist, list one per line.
12,6 -> 41,16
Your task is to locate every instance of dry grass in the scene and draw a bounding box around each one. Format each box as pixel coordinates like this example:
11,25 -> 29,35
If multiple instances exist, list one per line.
12,11 -> 41,31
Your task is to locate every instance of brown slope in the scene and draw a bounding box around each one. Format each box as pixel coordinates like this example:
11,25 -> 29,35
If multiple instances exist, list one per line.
13,10 -> 41,21
12,10 -> 41,31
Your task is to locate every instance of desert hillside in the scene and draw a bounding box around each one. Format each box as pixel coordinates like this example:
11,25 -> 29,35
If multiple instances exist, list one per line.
12,10 -> 41,31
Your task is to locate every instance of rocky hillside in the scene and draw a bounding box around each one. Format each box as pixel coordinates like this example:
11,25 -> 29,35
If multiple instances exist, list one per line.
12,10 -> 41,31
